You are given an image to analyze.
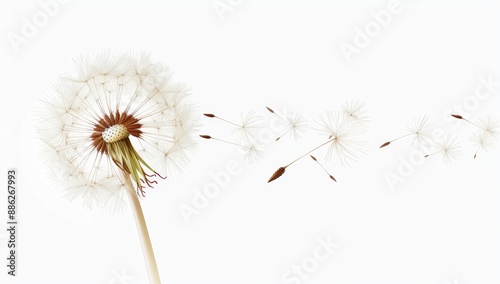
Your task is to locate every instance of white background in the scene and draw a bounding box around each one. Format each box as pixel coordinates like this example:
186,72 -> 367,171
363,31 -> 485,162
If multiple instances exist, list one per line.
1,0 -> 500,283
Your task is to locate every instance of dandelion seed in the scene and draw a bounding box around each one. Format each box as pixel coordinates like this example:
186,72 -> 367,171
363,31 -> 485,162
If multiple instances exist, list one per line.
266,106 -> 308,141
341,99 -> 369,127
268,166 -> 286,183
452,114 -> 500,158
199,135 -> 263,163
380,114 -> 435,150
242,143 -> 264,164
267,138 -> 334,183
475,114 -> 500,139
203,113 -> 239,126
266,106 -> 288,124
470,130 -> 496,159
232,110 -> 264,144
315,110 -> 368,166
424,134 -> 461,163
451,113 -> 500,137
203,111 -> 263,144
268,110 -> 368,183
310,155 -> 336,182
276,112 -> 308,141
36,52 -> 197,284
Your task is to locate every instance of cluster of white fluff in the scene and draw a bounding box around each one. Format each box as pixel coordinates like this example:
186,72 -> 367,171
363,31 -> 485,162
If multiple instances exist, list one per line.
314,100 -> 370,167
36,52 -> 198,208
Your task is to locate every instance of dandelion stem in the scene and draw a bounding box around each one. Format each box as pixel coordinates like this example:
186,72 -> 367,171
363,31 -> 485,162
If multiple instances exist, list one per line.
424,151 -> 438,158
286,138 -> 335,167
276,128 -> 292,141
463,118 -> 482,129
201,135 -> 252,149
451,114 -> 482,129
266,106 -> 288,125
268,138 -> 335,183
473,145 -> 480,159
203,113 -> 241,127
212,137 -> 248,148
120,170 -> 161,284
380,133 -> 414,148
310,155 -> 336,182
389,133 -> 413,143
215,116 -> 241,127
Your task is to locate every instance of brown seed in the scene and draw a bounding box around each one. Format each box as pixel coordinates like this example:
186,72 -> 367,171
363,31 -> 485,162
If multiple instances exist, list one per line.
451,114 -> 463,119
266,106 -> 275,114
424,154 -> 429,158
203,113 -> 215,118
310,155 -> 336,182
268,167 -> 286,183
199,135 -> 212,139
379,141 -> 391,148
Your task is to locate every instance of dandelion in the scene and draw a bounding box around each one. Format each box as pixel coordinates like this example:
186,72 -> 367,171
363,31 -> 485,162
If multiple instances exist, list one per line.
268,109 -> 368,183
451,114 -> 500,158
266,106 -> 308,141
380,114 -> 435,150
36,52 -> 197,284
424,134 -> 461,163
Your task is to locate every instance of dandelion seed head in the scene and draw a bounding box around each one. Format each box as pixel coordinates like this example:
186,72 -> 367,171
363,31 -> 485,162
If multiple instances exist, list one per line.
435,134 -> 461,164
315,110 -> 368,166
470,130 -> 497,154
36,52 -> 197,208
341,99 -> 369,127
241,143 -> 264,164
232,110 -> 264,144
284,112 -> 308,140
406,114 -> 435,150
476,114 -> 500,139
